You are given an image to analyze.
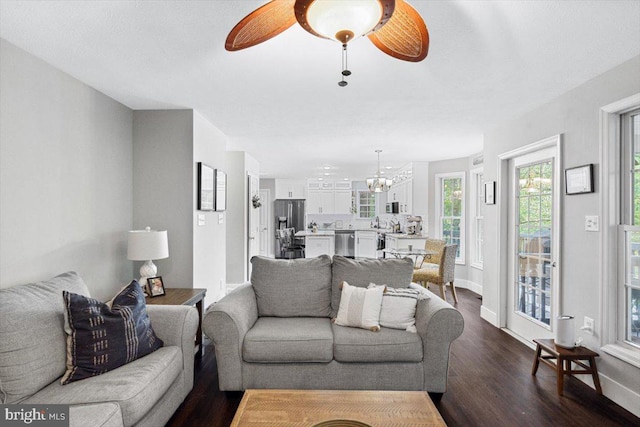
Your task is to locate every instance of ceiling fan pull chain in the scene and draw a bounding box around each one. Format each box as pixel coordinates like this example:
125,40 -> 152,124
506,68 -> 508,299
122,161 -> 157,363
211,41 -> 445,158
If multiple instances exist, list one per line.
338,43 -> 351,87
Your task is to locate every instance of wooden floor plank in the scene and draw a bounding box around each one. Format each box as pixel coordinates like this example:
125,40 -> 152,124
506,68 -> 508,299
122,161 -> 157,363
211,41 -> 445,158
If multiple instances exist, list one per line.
167,289 -> 640,427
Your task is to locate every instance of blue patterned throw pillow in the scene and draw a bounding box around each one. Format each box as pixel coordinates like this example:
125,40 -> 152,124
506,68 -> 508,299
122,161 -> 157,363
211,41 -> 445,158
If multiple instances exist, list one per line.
61,280 -> 163,384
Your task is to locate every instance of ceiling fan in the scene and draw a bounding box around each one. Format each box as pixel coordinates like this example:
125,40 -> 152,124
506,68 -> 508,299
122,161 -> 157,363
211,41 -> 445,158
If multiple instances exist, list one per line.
225,0 -> 429,86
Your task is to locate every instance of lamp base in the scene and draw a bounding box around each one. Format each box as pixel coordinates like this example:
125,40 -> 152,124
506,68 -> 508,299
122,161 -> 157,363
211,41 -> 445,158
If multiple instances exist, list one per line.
138,260 -> 158,295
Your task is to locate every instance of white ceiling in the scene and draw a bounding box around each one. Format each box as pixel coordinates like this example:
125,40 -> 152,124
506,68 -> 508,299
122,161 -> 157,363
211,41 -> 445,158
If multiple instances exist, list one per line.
1,1 -> 639,180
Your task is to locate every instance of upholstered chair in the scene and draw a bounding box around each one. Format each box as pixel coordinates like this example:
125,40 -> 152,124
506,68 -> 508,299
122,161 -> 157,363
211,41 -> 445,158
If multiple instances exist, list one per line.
412,244 -> 458,303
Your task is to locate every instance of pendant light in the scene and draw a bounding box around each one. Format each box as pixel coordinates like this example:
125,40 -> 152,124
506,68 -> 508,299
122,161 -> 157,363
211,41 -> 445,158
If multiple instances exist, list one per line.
367,150 -> 393,193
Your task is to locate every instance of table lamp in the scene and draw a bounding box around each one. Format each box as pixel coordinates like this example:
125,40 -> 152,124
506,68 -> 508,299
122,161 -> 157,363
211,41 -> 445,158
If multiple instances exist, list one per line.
127,227 -> 169,289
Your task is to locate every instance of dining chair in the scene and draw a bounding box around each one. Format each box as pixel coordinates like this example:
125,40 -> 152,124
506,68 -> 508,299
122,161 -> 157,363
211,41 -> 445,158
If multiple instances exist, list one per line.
278,228 -> 305,259
416,238 -> 446,269
412,243 -> 458,303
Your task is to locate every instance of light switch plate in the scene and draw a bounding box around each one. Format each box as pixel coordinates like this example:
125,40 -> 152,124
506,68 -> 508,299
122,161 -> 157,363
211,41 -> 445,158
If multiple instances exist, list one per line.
585,215 -> 599,232
218,213 -> 224,224
197,214 -> 205,226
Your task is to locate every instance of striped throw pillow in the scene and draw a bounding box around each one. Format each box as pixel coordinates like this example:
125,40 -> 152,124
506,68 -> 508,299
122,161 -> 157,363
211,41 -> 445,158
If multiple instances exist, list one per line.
334,281 -> 384,332
368,283 -> 427,333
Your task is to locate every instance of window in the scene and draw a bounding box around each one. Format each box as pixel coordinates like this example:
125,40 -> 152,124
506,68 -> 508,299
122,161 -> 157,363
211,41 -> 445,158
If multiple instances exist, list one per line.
435,172 -> 465,263
470,168 -> 484,269
621,108 -> 640,349
358,190 -> 376,219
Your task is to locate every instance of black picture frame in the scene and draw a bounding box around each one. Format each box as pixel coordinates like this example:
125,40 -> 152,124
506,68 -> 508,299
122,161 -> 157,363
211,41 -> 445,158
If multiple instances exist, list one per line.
197,162 -> 215,211
215,169 -> 227,212
565,164 -> 594,195
484,181 -> 496,205
147,276 -> 166,297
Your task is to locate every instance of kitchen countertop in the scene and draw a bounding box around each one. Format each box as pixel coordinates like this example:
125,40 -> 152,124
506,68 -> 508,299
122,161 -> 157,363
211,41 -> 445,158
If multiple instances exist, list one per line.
385,233 -> 428,239
295,230 -> 335,237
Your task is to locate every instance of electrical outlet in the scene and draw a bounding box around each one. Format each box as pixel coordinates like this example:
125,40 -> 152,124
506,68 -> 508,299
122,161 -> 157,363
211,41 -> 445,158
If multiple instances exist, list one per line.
585,215 -> 599,232
583,316 -> 595,335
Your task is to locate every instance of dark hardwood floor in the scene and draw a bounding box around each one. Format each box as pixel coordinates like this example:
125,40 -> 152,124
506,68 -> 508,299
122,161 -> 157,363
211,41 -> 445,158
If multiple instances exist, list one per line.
167,289 -> 640,427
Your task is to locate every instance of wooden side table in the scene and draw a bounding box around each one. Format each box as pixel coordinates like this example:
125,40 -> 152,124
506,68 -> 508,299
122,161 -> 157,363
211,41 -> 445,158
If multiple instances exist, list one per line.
531,338 -> 602,396
146,288 -> 207,359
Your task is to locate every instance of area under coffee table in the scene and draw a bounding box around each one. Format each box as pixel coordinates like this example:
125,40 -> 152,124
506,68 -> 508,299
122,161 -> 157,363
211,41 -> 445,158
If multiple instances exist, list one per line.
231,389 -> 447,427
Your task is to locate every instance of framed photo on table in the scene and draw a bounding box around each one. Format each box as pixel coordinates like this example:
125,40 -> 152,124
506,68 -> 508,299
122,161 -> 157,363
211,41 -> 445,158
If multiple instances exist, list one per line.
147,276 -> 166,297
565,164 -> 594,195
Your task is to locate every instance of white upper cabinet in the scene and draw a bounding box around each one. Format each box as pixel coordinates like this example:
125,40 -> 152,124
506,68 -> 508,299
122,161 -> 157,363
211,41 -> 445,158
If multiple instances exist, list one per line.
307,180 -> 351,214
275,179 -> 306,199
389,162 -> 428,217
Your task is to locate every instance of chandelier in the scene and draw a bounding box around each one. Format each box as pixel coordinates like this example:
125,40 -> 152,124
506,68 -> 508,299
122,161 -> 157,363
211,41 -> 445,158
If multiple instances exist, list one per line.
367,150 -> 392,193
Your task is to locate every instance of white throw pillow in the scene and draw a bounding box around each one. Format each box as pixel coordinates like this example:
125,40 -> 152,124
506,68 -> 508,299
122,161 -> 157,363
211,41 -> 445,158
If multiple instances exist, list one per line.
368,283 -> 426,333
334,281 -> 384,332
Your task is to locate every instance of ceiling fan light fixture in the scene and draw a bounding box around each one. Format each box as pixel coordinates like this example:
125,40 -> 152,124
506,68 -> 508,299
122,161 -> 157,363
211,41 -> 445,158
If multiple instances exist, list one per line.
303,0 -> 384,43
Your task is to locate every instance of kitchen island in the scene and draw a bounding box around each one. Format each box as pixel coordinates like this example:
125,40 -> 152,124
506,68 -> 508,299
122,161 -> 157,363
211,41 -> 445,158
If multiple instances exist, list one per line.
295,230 -> 335,258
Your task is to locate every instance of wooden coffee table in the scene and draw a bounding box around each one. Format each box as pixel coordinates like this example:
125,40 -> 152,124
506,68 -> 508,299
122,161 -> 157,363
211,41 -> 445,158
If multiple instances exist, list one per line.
231,389 -> 447,426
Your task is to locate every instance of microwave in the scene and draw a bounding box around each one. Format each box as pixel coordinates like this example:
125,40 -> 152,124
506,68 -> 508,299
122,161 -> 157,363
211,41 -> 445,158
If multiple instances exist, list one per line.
386,202 -> 399,214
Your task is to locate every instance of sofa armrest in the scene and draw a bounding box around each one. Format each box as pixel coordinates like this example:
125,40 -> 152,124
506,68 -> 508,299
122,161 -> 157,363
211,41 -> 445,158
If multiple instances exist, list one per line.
411,284 -> 464,393
202,284 -> 258,390
146,305 -> 198,391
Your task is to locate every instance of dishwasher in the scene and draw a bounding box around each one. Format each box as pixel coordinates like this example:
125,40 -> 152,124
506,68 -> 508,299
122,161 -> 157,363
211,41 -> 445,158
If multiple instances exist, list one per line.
334,230 -> 355,258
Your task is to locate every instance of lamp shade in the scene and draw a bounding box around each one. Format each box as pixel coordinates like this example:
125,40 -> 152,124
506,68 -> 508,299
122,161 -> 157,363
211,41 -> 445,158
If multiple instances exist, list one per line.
127,228 -> 169,261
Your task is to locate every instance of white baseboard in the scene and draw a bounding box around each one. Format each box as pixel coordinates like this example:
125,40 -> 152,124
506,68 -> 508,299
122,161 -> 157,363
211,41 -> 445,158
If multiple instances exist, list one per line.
455,278 -> 482,295
481,305 -> 498,326
577,369 -> 640,417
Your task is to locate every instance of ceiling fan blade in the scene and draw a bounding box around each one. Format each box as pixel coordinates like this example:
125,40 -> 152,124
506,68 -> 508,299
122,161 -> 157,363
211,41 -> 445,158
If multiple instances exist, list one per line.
367,0 -> 429,62
226,0 -> 297,51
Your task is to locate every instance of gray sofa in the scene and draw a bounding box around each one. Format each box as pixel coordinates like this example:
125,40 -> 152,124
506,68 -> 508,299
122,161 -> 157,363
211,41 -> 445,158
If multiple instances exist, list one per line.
0,272 -> 198,427
203,255 -> 464,396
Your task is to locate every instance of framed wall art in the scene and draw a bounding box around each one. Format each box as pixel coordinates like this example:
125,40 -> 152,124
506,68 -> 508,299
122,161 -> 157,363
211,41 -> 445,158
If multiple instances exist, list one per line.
197,162 -> 215,211
565,164 -> 594,195
215,169 -> 227,212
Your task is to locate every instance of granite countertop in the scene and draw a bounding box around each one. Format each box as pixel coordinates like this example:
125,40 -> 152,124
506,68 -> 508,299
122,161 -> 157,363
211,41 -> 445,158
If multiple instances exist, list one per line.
295,230 -> 335,237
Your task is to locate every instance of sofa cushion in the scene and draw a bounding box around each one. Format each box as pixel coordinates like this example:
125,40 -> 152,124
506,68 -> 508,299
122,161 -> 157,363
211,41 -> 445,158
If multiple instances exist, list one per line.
332,323 -> 423,363
250,255 -> 332,317
61,280 -> 163,384
24,346 -> 182,427
0,271 -> 90,404
331,256 -> 414,317
243,317 -> 333,363
70,403 -> 123,427
334,281 -> 384,332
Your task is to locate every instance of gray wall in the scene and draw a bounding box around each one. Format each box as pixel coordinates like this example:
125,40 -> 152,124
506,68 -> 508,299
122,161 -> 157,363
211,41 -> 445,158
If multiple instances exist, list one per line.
133,110 -> 194,288
132,110 -> 228,306
483,55 -> 640,407
0,39 -> 133,301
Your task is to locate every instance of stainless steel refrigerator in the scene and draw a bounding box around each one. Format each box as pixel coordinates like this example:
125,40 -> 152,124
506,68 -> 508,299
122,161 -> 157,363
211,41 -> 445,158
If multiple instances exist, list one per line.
274,199 -> 305,258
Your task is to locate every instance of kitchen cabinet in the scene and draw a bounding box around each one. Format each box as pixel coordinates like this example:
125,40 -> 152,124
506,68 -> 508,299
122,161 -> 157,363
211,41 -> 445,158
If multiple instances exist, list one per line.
307,180 -> 352,214
308,190 -> 335,214
389,162 -> 428,217
305,235 -> 335,258
355,231 -> 377,259
275,179 -> 306,199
